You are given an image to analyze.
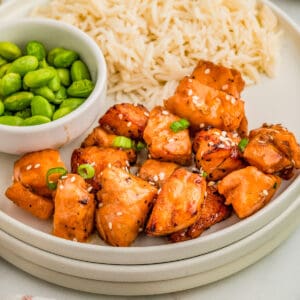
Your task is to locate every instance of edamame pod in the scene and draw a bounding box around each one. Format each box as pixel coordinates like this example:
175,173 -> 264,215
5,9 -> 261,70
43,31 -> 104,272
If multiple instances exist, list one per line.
60,98 -> 85,110
0,115 -> 23,126
53,50 -> 79,68
56,68 -> 70,86
31,95 -> 53,119
25,41 -> 46,61
67,79 -> 94,97
0,42 -> 22,61
71,60 -> 91,81
7,55 -> 39,76
24,67 -> 56,88
4,91 -> 34,111
0,73 -> 22,97
32,86 -> 55,102
23,115 -> 51,126
52,106 -> 73,120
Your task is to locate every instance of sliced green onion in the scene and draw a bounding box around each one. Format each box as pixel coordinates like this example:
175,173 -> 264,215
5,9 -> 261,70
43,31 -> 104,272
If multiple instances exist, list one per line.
46,167 -> 68,190
201,171 -> 208,178
112,136 -> 133,149
135,141 -> 146,151
273,182 -> 278,189
170,118 -> 190,133
238,138 -> 249,152
77,164 -> 95,179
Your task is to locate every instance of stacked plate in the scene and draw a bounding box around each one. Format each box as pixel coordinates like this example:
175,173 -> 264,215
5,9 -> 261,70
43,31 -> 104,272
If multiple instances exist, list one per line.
0,0 -> 300,296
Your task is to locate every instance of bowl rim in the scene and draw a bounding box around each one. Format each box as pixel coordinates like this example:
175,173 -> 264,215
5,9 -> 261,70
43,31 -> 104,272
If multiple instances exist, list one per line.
0,18 -> 107,132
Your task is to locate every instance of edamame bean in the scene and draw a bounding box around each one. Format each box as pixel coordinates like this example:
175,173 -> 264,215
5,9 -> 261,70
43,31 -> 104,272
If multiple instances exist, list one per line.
60,98 -> 85,110
31,86 -> 55,102
0,73 -> 21,97
53,86 -> 67,104
15,108 -> 31,119
47,47 -> 64,66
48,72 -> 61,92
39,58 -> 48,68
70,60 -> 91,81
53,49 -> 79,68
7,55 -> 39,76
67,79 -> 94,97
4,91 -> 34,111
24,67 -> 56,88
25,41 -> 46,61
0,63 -> 11,78
31,95 -> 53,119
0,56 -> 7,67
0,42 -> 22,61
0,100 -> 4,115
22,115 -> 51,126
0,115 -> 23,126
56,68 -> 70,86
52,106 -> 73,120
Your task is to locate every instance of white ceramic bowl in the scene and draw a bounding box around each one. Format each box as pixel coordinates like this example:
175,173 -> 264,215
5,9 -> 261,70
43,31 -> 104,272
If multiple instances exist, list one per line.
0,18 -> 107,154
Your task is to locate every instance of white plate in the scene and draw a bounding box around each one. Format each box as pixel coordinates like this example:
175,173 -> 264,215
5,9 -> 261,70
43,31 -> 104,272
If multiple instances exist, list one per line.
0,0 -> 300,265
1,194 -> 299,295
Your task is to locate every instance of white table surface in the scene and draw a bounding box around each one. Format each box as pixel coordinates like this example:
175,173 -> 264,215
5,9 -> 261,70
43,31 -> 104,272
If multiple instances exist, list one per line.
0,1 -> 300,299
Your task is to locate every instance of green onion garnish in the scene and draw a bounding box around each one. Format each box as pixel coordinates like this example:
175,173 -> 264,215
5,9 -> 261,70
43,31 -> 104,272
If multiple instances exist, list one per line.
170,118 -> 190,133
135,141 -> 146,151
46,167 -> 68,190
201,171 -> 208,178
112,136 -> 134,149
273,182 -> 278,189
238,138 -> 249,152
77,164 -> 95,179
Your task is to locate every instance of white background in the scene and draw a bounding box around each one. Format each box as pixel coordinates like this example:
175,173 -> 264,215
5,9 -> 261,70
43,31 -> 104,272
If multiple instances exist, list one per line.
0,1 -> 300,299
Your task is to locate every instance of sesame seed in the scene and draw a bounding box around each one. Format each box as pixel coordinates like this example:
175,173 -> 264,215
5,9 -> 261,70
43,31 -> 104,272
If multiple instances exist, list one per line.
225,95 -> 231,101
187,89 -> 193,96
98,202 -> 103,208
192,95 -> 200,102
153,175 -> 159,182
149,181 -> 155,186
59,184 -> 64,190
87,186 -> 93,192
138,227 -> 143,232
232,132 -> 239,138
222,84 -> 229,90
221,131 -> 227,137
208,141 -> 214,146
231,97 -> 236,105
188,78 -> 193,83
116,211 -> 123,216
126,160 -> 130,167
134,103 -> 138,107
107,163 -> 112,168
108,222 -> 113,230
157,188 -> 162,194
70,176 -> 76,183
72,238 -> 78,242
61,175 -> 68,179
208,181 -> 215,186
168,138 -> 175,143
90,161 -> 96,166
262,189 -> 269,196
204,191 -> 208,197
118,113 -> 123,119
204,68 -> 210,74
26,164 -> 32,170
34,163 -> 40,168
291,159 -> 296,166
144,111 -> 150,117
218,144 -> 225,149
199,123 -> 205,128
213,131 -> 220,136
162,110 -> 169,115
127,121 -> 132,127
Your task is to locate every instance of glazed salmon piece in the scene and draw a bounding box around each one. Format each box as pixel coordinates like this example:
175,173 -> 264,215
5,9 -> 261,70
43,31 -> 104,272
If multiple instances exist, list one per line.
146,168 -> 206,236
96,166 -> 157,247
143,106 -> 192,165
71,146 -> 130,192
53,174 -> 95,242
218,166 -> 281,219
169,185 -> 232,242
99,103 -> 149,140
194,128 -> 245,181
81,126 -> 137,163
13,149 -> 66,198
244,123 -> 300,179
164,77 -> 245,132
191,60 -> 245,98
5,181 -> 54,220
138,159 -> 180,188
